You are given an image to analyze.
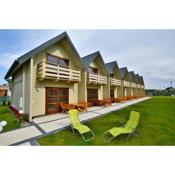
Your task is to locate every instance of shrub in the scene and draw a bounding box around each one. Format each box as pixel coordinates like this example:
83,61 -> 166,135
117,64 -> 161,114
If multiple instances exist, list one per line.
2,100 -> 6,106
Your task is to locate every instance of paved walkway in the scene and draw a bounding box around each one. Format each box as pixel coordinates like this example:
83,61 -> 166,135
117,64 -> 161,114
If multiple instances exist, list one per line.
0,126 -> 42,146
0,97 -> 150,146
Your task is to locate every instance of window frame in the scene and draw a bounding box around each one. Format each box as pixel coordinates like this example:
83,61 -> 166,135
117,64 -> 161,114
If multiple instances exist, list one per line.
88,66 -> 98,74
46,53 -> 69,68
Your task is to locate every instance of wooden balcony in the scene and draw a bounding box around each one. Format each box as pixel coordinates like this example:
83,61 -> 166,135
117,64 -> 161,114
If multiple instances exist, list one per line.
88,73 -> 107,85
131,82 -> 137,88
37,61 -> 81,82
141,85 -> 145,89
123,81 -> 130,87
110,78 -> 121,86
136,84 -> 141,88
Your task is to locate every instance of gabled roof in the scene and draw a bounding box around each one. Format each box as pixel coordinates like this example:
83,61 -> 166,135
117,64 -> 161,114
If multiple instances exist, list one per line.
128,71 -> 135,81
81,51 -> 109,74
139,76 -> 144,85
119,67 -> 128,79
135,74 -> 140,83
105,61 -> 116,73
105,61 -> 119,73
5,32 -> 85,80
141,76 -> 144,85
82,51 -> 99,68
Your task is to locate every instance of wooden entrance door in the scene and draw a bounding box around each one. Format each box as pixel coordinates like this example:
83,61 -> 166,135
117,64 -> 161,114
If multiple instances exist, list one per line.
110,89 -> 114,98
46,87 -> 69,114
87,88 -> 98,106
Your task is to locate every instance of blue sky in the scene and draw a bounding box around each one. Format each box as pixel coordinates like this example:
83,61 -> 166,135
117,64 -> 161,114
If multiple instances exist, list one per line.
0,29 -> 175,89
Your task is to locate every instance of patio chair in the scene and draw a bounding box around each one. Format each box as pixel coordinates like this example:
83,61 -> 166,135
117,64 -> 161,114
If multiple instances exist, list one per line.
114,97 -> 127,103
68,109 -> 95,142
126,96 -> 134,100
59,103 -> 72,113
114,98 -> 122,103
103,99 -> 112,106
110,98 -> 115,103
76,102 -> 88,112
102,111 -> 140,143
122,97 -> 128,101
133,96 -> 138,99
96,99 -> 111,107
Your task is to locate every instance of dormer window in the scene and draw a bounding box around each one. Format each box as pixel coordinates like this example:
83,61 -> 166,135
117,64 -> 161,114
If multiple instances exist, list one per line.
47,54 -> 69,67
88,66 -> 98,74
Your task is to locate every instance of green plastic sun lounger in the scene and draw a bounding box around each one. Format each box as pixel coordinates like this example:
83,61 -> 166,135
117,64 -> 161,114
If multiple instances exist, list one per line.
102,111 -> 140,143
68,109 -> 95,142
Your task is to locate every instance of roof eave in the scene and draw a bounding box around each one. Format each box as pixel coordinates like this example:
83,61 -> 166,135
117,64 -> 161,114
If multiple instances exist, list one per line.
4,60 -> 19,80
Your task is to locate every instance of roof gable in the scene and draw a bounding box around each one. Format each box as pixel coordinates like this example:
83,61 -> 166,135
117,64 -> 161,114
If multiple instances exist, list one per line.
105,61 -> 116,73
82,51 -> 109,75
120,67 -> 129,80
106,61 -> 121,79
135,74 -> 140,83
5,32 -> 85,80
139,76 -> 144,85
141,76 -> 144,85
128,71 -> 135,81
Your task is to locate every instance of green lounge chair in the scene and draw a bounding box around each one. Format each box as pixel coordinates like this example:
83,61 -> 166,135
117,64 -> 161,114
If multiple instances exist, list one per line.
102,111 -> 140,143
68,109 -> 95,142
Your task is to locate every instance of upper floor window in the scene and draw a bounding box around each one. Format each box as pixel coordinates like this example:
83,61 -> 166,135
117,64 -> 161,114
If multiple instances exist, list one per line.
88,66 -> 98,74
47,54 -> 69,67
110,73 -> 114,78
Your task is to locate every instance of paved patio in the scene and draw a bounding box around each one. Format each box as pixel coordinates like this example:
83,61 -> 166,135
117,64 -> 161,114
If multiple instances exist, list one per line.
0,97 -> 150,146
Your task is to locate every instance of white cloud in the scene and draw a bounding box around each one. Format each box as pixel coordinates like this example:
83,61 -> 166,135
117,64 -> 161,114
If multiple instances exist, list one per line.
0,30 -> 62,70
0,53 -> 20,69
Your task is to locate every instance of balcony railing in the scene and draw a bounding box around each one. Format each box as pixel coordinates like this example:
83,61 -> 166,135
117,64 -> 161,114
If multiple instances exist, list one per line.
88,73 -> 107,85
131,82 -> 136,88
37,61 -> 81,82
141,85 -> 145,89
110,78 -> 121,86
136,84 -> 141,88
123,81 -> 130,87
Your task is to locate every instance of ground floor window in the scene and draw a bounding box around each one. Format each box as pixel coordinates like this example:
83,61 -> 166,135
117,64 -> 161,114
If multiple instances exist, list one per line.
46,87 -> 69,114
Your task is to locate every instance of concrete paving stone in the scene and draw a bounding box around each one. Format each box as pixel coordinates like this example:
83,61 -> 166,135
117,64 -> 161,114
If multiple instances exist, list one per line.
87,106 -> 103,111
0,126 -> 42,146
18,142 -> 32,146
33,113 -> 67,124
38,118 -> 70,133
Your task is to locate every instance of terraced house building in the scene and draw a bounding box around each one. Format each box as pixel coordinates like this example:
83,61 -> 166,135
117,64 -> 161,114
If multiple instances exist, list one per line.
120,67 -> 131,97
139,76 -> 145,96
128,71 -> 137,96
82,52 -> 110,106
5,32 -> 145,122
105,61 -> 122,99
5,32 -> 87,121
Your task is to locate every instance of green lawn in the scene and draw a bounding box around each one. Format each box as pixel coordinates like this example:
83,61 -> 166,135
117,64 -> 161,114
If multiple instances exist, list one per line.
38,97 -> 175,146
0,106 -> 20,132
